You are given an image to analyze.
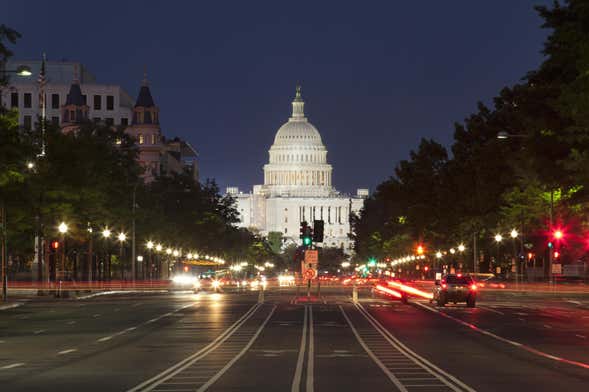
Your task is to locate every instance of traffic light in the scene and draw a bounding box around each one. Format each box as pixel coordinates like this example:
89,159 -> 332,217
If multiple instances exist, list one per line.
368,257 -> 377,267
300,221 -> 308,239
300,221 -> 312,247
554,251 -> 560,259
553,230 -> 564,240
312,220 -> 324,242
416,245 -> 424,255
51,240 -> 60,250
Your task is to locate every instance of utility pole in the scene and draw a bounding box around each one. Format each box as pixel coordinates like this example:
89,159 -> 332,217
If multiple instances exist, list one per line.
548,189 -> 554,284
131,182 -> 138,282
473,232 -> 478,274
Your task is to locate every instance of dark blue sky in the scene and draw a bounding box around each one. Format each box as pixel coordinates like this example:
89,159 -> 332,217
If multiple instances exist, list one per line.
5,1 -> 551,194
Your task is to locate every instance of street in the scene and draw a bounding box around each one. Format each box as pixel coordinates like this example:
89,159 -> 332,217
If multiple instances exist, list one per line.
1,286 -> 589,391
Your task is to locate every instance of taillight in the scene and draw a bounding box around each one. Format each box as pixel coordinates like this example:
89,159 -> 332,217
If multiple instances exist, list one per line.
441,283 -> 447,289
470,284 -> 477,291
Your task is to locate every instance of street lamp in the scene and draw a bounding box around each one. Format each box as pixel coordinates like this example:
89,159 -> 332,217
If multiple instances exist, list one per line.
494,234 -> 503,243
57,222 -> 69,281
458,244 -> 466,252
117,232 -> 127,280
102,228 -> 111,239
497,131 -> 528,139
58,222 -> 68,234
510,229 -> 518,239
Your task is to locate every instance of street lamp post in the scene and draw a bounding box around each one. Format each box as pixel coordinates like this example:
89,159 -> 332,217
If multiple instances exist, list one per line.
146,241 -> 154,281
58,222 -> 68,281
118,232 -> 127,280
510,229 -> 519,288
102,228 -> 111,281
1,200 -> 7,302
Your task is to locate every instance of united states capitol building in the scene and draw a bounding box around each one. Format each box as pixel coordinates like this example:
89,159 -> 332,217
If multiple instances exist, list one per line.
227,87 -> 368,253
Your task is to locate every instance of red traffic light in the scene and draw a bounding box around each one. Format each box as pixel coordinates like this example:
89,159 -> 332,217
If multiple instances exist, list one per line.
554,251 -> 560,259
553,230 -> 564,240
51,240 -> 60,250
424,266 -> 429,272
527,252 -> 533,260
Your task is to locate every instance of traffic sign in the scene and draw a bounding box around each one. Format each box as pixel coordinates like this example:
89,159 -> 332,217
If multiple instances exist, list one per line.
304,249 -> 318,264
304,268 -> 316,280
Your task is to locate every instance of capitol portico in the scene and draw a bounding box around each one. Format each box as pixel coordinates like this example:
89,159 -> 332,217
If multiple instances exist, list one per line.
227,86 -> 367,253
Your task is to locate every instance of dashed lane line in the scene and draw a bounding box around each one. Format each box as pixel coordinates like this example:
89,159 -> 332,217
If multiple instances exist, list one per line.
33,329 -> 46,334
306,306 -> 314,392
96,304 -> 193,343
57,348 -> 78,355
414,301 -> 589,371
0,362 -> 25,370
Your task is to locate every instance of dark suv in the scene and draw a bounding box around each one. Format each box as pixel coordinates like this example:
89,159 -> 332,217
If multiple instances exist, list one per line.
433,274 -> 477,307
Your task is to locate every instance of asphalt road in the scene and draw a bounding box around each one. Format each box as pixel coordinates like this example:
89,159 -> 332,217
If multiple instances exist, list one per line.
1,286 -> 589,391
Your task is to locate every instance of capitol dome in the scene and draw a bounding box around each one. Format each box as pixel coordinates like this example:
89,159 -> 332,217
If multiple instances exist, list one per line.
263,86 -> 334,197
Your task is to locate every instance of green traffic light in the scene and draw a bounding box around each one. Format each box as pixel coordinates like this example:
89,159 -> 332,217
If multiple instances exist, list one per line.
548,242 -> 553,248
303,237 -> 312,246
368,257 -> 377,267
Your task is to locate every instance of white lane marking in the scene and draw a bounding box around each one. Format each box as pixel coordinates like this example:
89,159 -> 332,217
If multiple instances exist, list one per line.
96,304 -> 193,343
57,348 -> 78,355
33,329 -> 46,335
414,301 -> 589,370
291,306 -> 308,392
92,313 -> 101,318
575,334 -> 586,339
518,318 -> 525,322
196,306 -> 277,392
0,340 -> 5,343
478,305 -> 504,315
340,306 -> 408,392
306,306 -> 314,392
67,320 -> 76,325
357,303 -> 475,392
543,324 -> 552,329
1,362 -> 25,369
126,303 -> 261,392
567,300 -> 582,305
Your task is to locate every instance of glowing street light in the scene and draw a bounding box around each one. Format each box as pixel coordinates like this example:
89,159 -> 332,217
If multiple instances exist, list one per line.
435,251 -> 442,259
155,244 -> 163,252
118,232 -> 127,242
494,234 -> 503,243
458,244 -> 466,252
102,228 -> 111,239
341,261 -> 351,268
172,250 -> 179,257
553,230 -> 563,240
146,240 -> 154,250
166,248 -> 172,255
449,248 -> 456,254
26,161 -> 35,170
510,229 -> 518,239
58,222 -> 68,234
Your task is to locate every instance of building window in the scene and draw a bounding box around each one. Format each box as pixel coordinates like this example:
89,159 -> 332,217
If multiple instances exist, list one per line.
93,95 -> 101,110
115,137 -> 122,145
93,117 -> 100,123
82,95 -> 87,105
151,134 -> 157,144
284,216 -> 288,223
106,95 -> 114,110
23,115 -> 32,130
51,116 -> 59,125
138,133 -> 144,144
51,94 -> 60,109
105,118 -> 114,126
121,118 -> 128,126
285,228 -> 288,234
24,93 -> 32,108
10,92 -> 18,108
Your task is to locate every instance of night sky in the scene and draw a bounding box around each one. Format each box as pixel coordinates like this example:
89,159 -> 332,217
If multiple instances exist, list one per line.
5,1 -> 550,194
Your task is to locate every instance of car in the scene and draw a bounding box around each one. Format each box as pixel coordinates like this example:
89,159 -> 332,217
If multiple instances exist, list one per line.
433,274 -> 477,307
170,274 -> 200,293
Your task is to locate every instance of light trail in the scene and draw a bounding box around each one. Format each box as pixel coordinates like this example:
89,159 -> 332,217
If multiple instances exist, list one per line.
386,281 -> 433,299
375,284 -> 403,298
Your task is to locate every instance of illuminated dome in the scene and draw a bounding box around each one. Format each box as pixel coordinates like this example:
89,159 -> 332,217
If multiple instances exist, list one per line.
263,86 -> 333,197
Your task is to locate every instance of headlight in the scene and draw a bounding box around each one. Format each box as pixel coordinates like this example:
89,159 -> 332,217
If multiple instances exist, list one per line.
193,280 -> 201,289
172,275 -> 196,285
211,280 -> 220,289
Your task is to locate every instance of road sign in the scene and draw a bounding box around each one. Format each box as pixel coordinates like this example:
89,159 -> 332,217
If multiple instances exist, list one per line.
304,268 -> 316,280
304,249 -> 318,264
551,263 -> 562,274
